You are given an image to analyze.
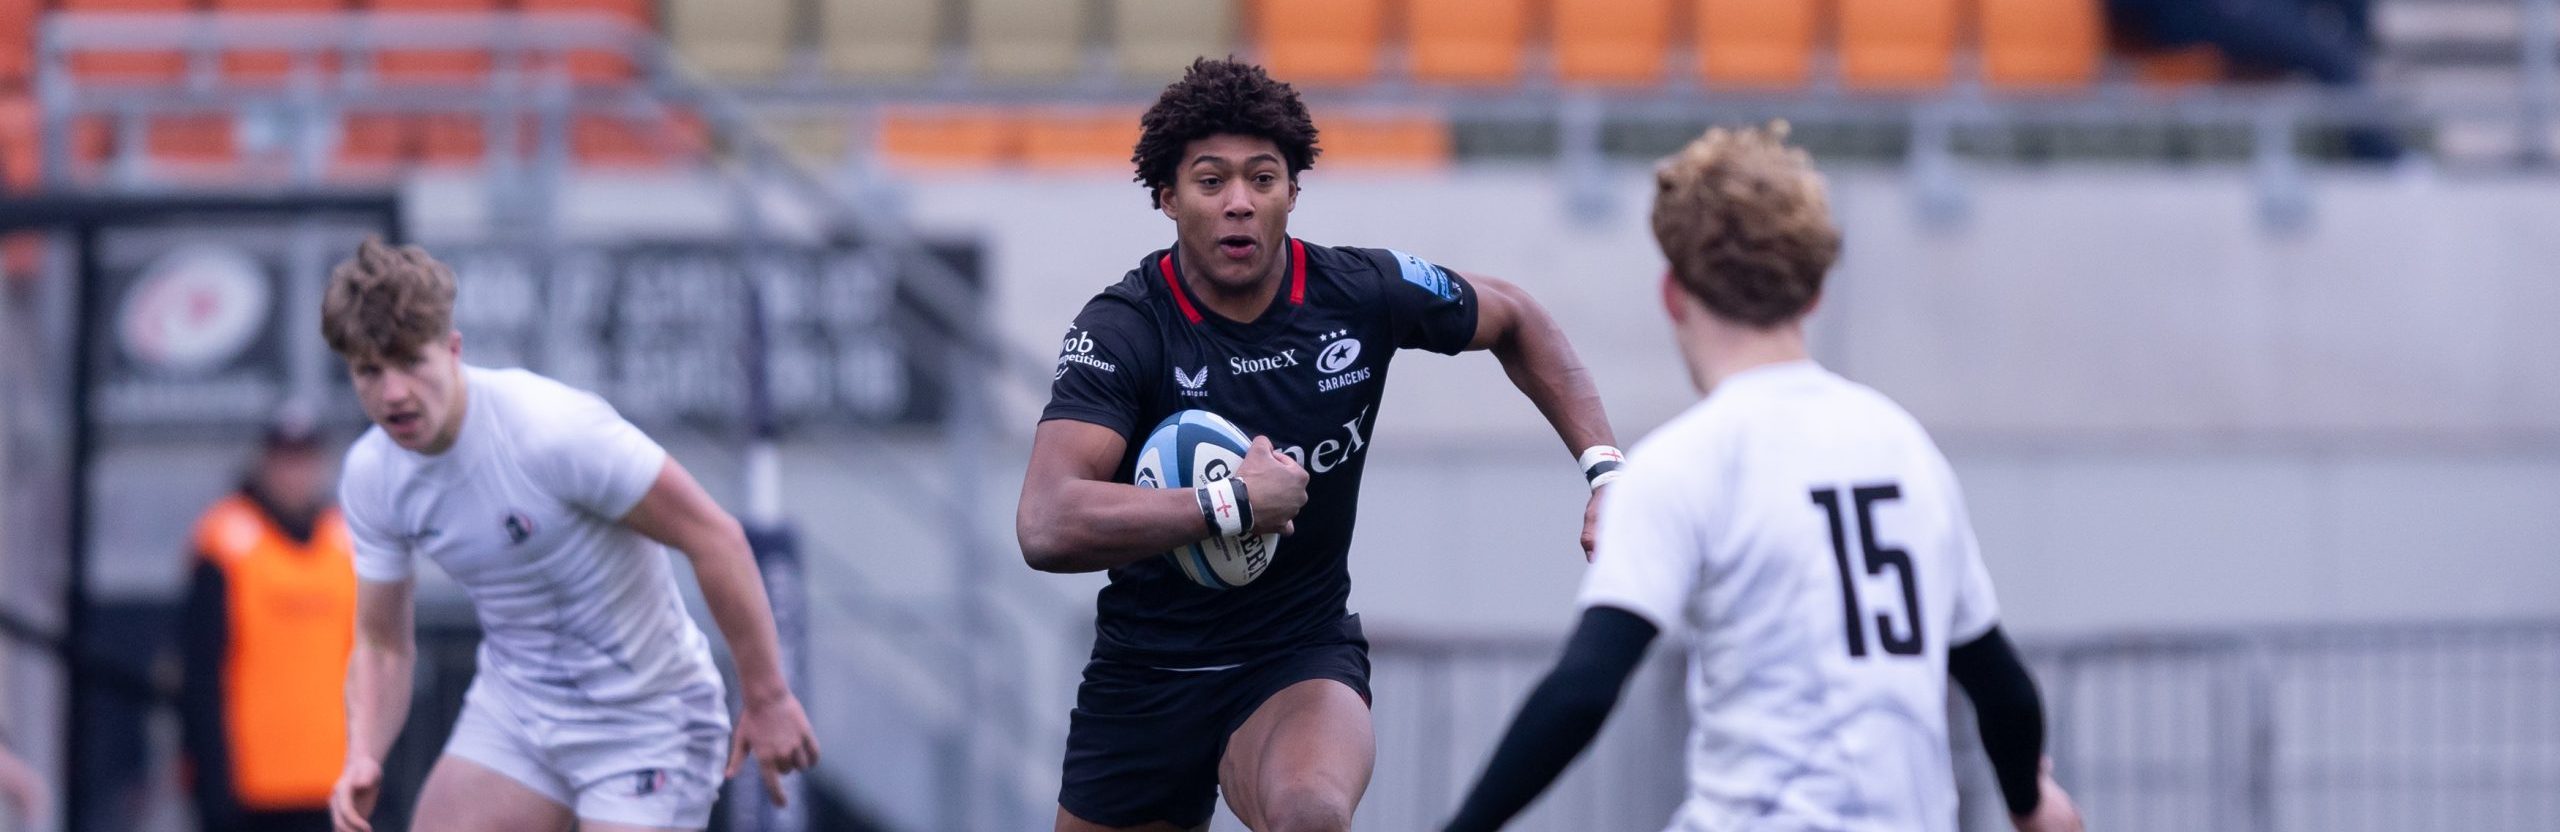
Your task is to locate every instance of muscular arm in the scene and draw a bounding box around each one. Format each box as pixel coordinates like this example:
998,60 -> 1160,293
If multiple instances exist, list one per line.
1463,273 -> 1616,458
618,457 -> 819,798
1016,420 -> 1217,573
619,458 -> 790,706
344,578 -> 416,770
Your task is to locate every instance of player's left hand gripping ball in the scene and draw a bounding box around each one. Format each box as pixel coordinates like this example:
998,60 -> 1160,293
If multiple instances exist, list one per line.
728,688 -> 822,807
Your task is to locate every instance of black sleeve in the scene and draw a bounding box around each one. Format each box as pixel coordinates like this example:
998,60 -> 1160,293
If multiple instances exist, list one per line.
180,558 -> 240,827
1038,294 -> 1158,441
1374,248 -> 1479,355
1443,606 -> 1660,832
1949,626 -> 2045,817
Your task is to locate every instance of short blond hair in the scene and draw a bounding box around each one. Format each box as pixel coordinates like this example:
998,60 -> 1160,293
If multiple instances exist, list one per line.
1649,123 -> 1841,327
321,238 -> 456,363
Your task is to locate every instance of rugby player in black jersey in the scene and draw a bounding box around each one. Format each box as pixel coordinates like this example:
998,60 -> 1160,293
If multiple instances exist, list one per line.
1015,59 -> 1622,832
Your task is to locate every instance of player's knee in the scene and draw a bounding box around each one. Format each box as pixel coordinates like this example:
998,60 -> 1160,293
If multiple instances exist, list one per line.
1259,783 -> 1353,832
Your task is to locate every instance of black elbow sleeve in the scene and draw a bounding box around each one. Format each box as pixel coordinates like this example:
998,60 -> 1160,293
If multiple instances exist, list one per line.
1950,626 -> 2045,817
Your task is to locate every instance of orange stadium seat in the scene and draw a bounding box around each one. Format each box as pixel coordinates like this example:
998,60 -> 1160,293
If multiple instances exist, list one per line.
331,112 -> 409,176
0,0 -> 36,88
766,114 -> 852,167
2132,44 -> 2229,87
1020,109 -> 1140,169
969,0 -> 1083,81
414,113 -> 488,166
0,95 -> 37,189
1113,0 -> 1233,82
372,0 -> 497,84
1315,115 -> 1449,167
1695,0 -> 1818,89
1407,0 -> 1527,84
70,115 -> 115,172
1836,0 -> 1958,91
821,0 -> 940,79
668,0 -> 793,81
1251,0 -> 1383,85
213,0 -> 349,82
147,113 -> 238,166
62,0 -> 192,83
1552,0 -> 1671,85
875,108 -> 1015,169
573,110 -> 706,167
520,0 -> 649,82
1980,0 -> 2102,89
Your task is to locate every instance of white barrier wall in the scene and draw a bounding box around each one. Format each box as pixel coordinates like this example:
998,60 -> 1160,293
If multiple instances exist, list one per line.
86,168 -> 2560,638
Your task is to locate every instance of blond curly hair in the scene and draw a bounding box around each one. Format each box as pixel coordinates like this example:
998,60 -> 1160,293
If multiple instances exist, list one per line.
321,237 -> 457,363
1649,123 -> 1841,327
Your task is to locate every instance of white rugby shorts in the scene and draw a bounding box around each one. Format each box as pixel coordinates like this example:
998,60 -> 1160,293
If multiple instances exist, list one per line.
441,674 -> 731,828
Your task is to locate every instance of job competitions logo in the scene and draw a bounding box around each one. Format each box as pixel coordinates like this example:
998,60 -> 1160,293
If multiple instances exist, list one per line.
1314,329 -> 1369,393
1056,325 -> 1117,379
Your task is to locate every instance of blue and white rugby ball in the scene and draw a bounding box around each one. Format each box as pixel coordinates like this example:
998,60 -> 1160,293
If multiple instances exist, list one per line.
1133,409 -> 1281,589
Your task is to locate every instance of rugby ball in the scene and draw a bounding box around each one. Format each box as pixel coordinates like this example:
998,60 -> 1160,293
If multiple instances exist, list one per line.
1133,409 -> 1281,589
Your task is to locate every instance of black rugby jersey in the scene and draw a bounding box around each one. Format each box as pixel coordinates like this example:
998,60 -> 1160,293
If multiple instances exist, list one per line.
1041,238 -> 1479,665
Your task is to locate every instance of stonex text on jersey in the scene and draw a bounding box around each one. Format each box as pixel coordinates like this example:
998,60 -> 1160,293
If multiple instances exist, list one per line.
1040,239 -> 1479,666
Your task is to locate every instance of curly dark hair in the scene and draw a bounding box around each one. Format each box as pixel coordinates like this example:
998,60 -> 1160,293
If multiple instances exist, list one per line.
1132,58 -> 1321,209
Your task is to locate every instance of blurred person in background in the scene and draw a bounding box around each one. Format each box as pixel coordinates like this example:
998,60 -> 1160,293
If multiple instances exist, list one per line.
321,239 -> 815,832
181,408 -> 353,832
1441,125 -> 2081,832
0,741 -> 47,829
2108,0 -> 2397,159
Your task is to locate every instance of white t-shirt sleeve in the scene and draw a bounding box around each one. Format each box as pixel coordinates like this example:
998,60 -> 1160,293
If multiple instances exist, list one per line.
1943,471 -> 2003,644
1576,451 -> 1710,634
339,449 -> 413,583
528,390 -> 669,520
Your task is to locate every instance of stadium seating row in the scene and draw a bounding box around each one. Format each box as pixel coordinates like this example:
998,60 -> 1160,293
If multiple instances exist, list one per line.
0,0 -> 672,185
869,108 -> 1448,170
0,0 -> 2232,186
700,0 -> 2121,91
2,0 -> 2223,91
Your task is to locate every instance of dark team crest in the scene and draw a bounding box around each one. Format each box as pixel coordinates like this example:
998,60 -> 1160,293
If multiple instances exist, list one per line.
502,511 -> 536,545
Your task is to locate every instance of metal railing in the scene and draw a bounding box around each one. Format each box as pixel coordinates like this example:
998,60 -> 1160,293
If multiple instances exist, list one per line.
1334,620 -> 2560,832
2037,621 -> 2560,832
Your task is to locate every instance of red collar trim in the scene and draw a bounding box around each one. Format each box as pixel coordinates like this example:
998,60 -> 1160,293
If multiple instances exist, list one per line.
1288,238 -> 1307,305
1159,238 -> 1307,325
1157,252 -> 1202,324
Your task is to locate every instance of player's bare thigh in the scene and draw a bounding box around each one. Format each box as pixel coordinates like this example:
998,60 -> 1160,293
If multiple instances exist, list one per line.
1217,678 -> 1374,832
410,755 -> 574,832
1053,805 -> 1203,832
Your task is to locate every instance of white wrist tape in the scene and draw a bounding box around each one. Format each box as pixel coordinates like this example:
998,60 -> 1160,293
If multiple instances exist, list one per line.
1579,445 -> 1626,491
1200,479 -> 1246,537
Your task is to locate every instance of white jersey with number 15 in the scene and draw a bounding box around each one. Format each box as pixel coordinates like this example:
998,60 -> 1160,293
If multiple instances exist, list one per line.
1580,360 -> 2002,832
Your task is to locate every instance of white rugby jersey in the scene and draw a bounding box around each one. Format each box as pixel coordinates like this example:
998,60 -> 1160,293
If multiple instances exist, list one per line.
341,366 -> 721,712
1580,360 -> 2000,832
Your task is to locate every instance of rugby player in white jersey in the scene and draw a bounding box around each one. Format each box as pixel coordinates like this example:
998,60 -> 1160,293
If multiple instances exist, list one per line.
319,240 -> 819,832
1442,126 -> 2084,832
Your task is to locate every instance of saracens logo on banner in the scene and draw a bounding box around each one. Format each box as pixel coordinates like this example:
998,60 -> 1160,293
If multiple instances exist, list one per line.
116,244 -> 272,375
